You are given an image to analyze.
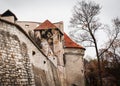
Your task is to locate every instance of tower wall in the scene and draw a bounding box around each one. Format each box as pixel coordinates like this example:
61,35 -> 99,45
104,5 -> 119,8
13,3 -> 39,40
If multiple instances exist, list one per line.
0,16 -> 15,23
64,48 -> 85,86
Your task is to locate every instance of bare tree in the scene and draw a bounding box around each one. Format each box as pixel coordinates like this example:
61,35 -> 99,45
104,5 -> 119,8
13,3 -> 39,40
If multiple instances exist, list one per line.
104,39 -> 120,65
70,1 -> 120,86
99,18 -> 120,57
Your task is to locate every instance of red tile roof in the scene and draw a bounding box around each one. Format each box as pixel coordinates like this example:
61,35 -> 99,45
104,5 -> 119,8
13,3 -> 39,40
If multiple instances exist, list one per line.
64,33 -> 85,49
34,20 -> 57,31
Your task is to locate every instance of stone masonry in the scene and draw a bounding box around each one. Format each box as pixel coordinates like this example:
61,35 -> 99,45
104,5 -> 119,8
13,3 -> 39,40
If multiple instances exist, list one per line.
0,29 -> 35,86
0,17 -> 61,86
0,10 -> 85,86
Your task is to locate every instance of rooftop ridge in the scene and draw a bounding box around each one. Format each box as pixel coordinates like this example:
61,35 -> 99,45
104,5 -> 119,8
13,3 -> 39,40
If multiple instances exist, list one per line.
64,33 -> 85,49
1,9 -> 18,20
34,20 -> 57,31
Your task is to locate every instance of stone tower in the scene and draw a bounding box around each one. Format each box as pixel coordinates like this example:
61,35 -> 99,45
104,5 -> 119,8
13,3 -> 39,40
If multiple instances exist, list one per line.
34,20 -> 64,66
64,33 -> 85,86
34,20 -> 66,86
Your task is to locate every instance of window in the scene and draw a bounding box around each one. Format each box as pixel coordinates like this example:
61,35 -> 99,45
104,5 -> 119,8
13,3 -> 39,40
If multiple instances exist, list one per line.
25,24 -> 29,28
32,51 -> 36,56
43,61 -> 46,64
60,35 -> 62,42
57,33 -> 62,42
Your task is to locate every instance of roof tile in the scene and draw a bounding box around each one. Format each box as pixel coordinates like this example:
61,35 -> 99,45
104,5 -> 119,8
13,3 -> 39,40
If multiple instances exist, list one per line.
64,33 -> 85,49
34,20 -> 57,30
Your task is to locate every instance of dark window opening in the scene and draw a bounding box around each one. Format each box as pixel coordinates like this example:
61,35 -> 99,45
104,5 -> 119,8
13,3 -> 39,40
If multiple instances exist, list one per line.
44,61 -> 46,64
25,24 -> 29,28
60,35 -> 62,42
57,33 -> 62,42
32,51 -> 36,56
57,34 -> 59,40
63,54 -> 66,65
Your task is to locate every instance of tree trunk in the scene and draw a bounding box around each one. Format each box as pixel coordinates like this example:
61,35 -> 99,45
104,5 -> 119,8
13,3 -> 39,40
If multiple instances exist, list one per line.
88,23 -> 103,86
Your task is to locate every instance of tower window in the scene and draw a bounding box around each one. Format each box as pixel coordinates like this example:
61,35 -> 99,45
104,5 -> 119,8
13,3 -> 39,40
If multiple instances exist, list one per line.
60,35 -> 62,42
57,33 -> 62,42
44,61 -> 46,64
32,51 -> 36,56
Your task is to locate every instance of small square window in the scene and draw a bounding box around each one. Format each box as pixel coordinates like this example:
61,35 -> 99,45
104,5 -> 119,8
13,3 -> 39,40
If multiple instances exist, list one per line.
25,24 -> 29,28
44,61 -> 46,64
32,51 -> 36,56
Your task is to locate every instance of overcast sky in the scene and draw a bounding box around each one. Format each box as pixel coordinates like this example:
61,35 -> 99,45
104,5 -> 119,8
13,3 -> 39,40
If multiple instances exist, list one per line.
0,0 -> 120,58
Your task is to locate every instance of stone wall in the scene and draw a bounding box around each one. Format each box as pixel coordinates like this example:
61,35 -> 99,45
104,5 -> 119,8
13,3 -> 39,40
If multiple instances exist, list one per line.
0,29 -> 34,86
0,19 -> 61,86
0,16 -> 15,23
64,48 -> 85,86
16,21 -> 64,35
16,21 -> 40,34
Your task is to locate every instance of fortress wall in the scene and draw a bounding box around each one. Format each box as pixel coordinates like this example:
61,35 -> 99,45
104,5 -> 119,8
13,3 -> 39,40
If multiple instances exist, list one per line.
16,21 -> 40,34
0,19 -> 60,86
